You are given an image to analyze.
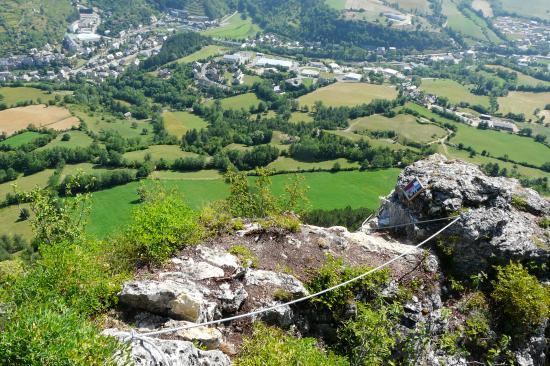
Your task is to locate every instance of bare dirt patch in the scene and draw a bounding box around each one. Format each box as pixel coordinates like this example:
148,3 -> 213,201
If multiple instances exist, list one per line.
0,104 -> 80,136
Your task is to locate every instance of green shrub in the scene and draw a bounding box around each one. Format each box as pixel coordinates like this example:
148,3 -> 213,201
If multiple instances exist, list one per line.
0,303 -> 122,365
337,303 -> 398,366
235,322 -> 349,366
260,213 -> 301,232
538,216 -> 550,229
1,240 -> 126,316
229,245 -> 259,268
124,189 -> 203,264
510,195 -> 528,211
491,262 -> 550,336
307,255 -> 389,320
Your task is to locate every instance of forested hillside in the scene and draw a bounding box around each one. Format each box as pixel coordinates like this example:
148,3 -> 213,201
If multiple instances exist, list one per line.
239,0 -> 450,51
0,0 -> 77,57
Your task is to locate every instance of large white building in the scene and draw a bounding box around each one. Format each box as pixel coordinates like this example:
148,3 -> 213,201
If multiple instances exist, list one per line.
256,57 -> 293,70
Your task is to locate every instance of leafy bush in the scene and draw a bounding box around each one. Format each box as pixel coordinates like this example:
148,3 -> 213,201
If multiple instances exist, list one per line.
307,255 -> 389,320
235,322 -> 349,366
226,169 -> 309,219
0,303 -> 121,365
491,262 -> 550,336
1,240 -> 125,316
124,188 -> 203,264
337,303 -> 398,365
510,195 -> 528,211
200,200 -> 242,236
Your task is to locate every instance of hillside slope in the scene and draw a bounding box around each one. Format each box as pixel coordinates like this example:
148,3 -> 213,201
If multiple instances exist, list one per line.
103,155 -> 549,365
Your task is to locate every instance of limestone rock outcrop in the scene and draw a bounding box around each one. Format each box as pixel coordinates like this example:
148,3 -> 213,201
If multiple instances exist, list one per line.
370,154 -> 549,276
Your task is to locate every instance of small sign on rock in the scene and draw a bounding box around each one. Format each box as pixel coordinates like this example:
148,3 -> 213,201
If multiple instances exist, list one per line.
402,177 -> 425,201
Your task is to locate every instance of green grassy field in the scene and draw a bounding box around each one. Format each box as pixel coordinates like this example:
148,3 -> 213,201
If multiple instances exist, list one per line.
328,130 -> 414,151
486,65 -> 550,87
299,83 -> 398,108
70,105 -> 152,141
39,130 -> 94,150
150,170 -> 223,180
348,114 -> 447,143
175,45 -> 228,64
0,87 -> 57,106
404,102 -> 550,167
202,12 -> 261,39
207,93 -> 261,110
84,169 -> 400,237
289,112 -> 314,124
443,146 -> 550,180
388,0 -> 431,13
163,111 -> 208,138
267,157 -> 360,171
496,0 -> 550,21
420,79 -> 490,107
0,169 -> 54,201
123,145 -> 202,163
441,0 -> 501,44
325,0 -> 347,10
497,92 -> 550,121
243,74 -> 263,86
0,131 -> 45,148
0,204 -> 33,240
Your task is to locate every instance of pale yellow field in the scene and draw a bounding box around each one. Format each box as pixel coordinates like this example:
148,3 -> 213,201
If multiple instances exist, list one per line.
498,92 -> 550,121
0,104 -> 79,136
471,0 -> 493,17
299,83 -> 398,108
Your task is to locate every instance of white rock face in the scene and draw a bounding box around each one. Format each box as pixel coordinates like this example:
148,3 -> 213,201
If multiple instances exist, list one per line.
245,269 -> 309,297
118,279 -> 217,322
103,329 -> 230,366
197,246 -> 240,271
163,320 -> 223,349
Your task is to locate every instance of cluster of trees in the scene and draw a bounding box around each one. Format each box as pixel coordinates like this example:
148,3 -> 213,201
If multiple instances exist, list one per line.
481,162 -> 548,194
303,206 -> 373,231
141,32 -> 210,70
240,0 -> 449,51
289,132 -> 428,169
57,169 -> 137,195
92,0 -> 157,36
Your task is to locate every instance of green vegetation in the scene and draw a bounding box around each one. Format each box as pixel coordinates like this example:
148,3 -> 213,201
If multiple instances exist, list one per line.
0,87 -> 57,106
39,131 -> 94,150
82,169 -> 400,238
325,0 -> 347,10
450,123 -> 550,167
267,157 -> 360,171
123,145 -> 201,163
207,93 -> 261,110
491,262 -> 550,335
494,0 -> 550,21
0,0 -> 75,56
0,131 -> 46,148
348,114 -> 447,143
175,45 -> 228,64
236,322 -> 349,366
299,83 -> 398,108
122,186 -> 203,264
202,12 -> 262,40
420,79 -> 489,107
486,65 -> 550,87
229,245 -> 259,268
498,92 -> 550,121
163,111 -> 208,138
